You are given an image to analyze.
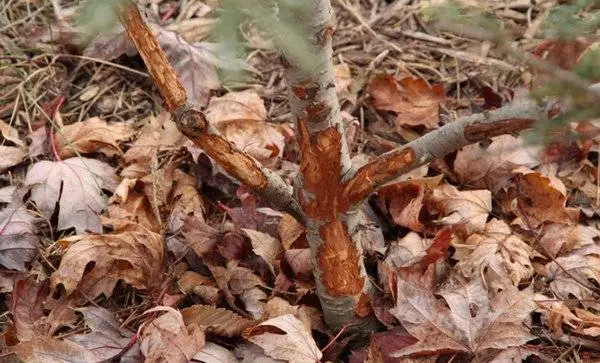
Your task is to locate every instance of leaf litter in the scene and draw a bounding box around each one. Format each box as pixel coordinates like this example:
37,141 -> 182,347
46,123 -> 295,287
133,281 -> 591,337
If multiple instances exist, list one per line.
1,0 -> 600,362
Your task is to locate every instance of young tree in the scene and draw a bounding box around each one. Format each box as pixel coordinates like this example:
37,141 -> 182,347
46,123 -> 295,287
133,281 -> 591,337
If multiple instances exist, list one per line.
114,0 -> 599,330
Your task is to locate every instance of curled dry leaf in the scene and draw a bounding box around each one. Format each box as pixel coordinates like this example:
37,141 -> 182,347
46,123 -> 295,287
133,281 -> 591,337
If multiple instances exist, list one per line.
384,232 -> 431,269
177,271 -> 220,304
182,215 -> 220,256
140,306 -> 205,363
544,245 -> 600,310
453,135 -> 540,192
242,228 -> 283,275
539,223 -> 599,258
513,170 -> 570,228
378,183 -> 427,232
0,119 -> 24,147
244,314 -> 322,363
25,157 -> 119,234
278,213 -> 306,250
55,117 -> 135,158
368,74 -> 445,130
0,145 -> 27,172
181,304 -> 253,337
50,221 -> 163,298
205,91 -> 290,165
389,278 -> 535,356
429,184 -> 492,235
0,200 -> 39,271
108,177 -> 160,233
454,219 -> 539,288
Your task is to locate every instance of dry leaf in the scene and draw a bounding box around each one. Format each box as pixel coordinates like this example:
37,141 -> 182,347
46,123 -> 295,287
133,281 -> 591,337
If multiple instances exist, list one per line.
182,215 -> 220,256
0,119 -> 24,147
455,219 -> 538,288
0,200 -> 38,271
108,178 -> 160,233
7,336 -> 100,362
384,232 -> 430,269
378,183 -> 426,231
513,171 -> 569,228
56,117 -> 134,158
192,342 -> 239,363
390,278 -> 535,356
25,157 -> 119,234
50,222 -> 163,298
181,304 -> 253,337
244,314 -> 322,363
453,135 -> 540,192
140,306 -> 205,363
539,223 -> 599,258
429,184 -> 491,235
368,74 -> 445,129
278,214 -> 306,250
9,279 -> 50,342
0,145 -> 27,172
205,91 -> 289,164
544,246 -> 600,310
67,306 -> 141,362
85,23 -> 220,105
242,228 -> 283,275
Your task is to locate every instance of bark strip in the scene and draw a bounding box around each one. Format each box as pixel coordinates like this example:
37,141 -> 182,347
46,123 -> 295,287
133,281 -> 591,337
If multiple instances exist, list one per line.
343,100 -> 543,206
115,2 -> 301,220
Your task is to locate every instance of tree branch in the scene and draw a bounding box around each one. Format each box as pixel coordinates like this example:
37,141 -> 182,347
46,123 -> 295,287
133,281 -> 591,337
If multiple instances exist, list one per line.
342,100 -> 544,207
115,1 -> 302,221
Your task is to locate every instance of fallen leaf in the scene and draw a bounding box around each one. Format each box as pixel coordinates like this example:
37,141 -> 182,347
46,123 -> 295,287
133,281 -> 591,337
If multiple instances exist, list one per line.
244,314 -> 322,363
368,74 -> 445,129
140,306 -> 205,363
378,183 -> 426,231
513,171 -> 569,228
182,215 -> 220,256
67,306 -> 141,362
181,304 -> 253,337
55,117 -> 135,158
0,119 -> 24,147
278,213 -> 306,249
389,278 -> 535,356
7,336 -> 100,362
50,222 -> 163,298
0,200 -> 39,271
544,245 -> 600,310
205,91 -> 290,164
453,135 -> 540,192
0,185 -> 17,203
25,157 -> 119,234
242,228 -> 283,275
9,279 -> 50,342
192,342 -> 238,363
539,223 -> 599,258
384,232 -> 430,269
108,178 -> 160,233
429,184 -> 492,235
455,219 -> 539,288
0,145 -> 27,172
85,23 -> 220,105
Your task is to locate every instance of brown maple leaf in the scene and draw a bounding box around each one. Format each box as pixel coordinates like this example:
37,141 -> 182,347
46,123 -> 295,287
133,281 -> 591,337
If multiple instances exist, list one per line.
368,74 -> 445,130
24,157 -> 118,234
56,117 -> 135,158
390,277 -> 535,357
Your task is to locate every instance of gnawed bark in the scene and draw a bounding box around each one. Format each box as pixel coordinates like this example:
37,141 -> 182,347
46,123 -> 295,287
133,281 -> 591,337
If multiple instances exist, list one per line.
278,0 -> 375,329
115,1 -> 301,221
343,100 -> 544,207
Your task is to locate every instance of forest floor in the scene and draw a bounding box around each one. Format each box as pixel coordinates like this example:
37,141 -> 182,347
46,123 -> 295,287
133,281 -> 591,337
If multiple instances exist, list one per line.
1,0 -> 600,362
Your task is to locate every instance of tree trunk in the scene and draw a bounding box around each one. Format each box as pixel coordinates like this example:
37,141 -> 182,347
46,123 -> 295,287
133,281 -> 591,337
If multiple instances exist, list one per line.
278,0 -> 373,330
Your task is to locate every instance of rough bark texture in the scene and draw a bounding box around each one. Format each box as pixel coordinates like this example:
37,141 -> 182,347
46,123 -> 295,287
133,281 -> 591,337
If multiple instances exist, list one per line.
279,0 -> 373,329
115,1 -> 301,221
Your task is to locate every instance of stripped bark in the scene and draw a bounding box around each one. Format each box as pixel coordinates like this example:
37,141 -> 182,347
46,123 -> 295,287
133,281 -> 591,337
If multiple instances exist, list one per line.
115,1 -> 302,221
343,100 -> 544,207
278,0 -> 375,329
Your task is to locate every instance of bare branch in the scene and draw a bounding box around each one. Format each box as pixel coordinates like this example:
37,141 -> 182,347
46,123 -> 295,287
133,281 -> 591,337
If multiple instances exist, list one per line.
342,100 -> 544,207
115,1 -> 302,221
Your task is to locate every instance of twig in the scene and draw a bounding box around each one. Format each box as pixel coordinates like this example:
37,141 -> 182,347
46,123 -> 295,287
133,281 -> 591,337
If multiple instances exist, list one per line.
114,1 -> 303,221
